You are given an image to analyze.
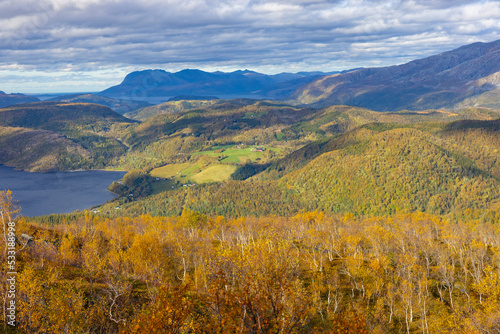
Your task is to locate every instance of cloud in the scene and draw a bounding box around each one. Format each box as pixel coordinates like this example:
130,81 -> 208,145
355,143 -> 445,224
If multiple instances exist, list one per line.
0,0 -> 499,92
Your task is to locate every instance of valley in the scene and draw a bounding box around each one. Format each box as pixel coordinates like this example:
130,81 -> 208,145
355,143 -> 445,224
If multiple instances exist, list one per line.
1,95 -> 499,221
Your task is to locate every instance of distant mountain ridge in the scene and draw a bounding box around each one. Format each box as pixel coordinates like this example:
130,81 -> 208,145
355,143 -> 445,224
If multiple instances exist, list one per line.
0,102 -> 132,129
99,69 -> 336,101
0,91 -> 40,108
48,93 -> 151,114
292,39 -> 500,111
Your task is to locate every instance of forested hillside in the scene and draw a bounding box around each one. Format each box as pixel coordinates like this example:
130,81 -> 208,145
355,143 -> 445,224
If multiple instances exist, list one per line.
48,94 -> 151,114
1,98 -> 497,222
1,98 -> 497,175
3,191 -> 499,333
0,126 -> 90,172
0,102 -> 132,130
112,100 -> 500,183
281,125 -> 500,218
0,102 -> 135,171
93,116 -> 500,223
125,98 -> 219,120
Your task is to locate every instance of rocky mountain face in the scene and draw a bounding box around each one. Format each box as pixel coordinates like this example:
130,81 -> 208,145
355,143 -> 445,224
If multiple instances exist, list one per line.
292,40 -> 500,111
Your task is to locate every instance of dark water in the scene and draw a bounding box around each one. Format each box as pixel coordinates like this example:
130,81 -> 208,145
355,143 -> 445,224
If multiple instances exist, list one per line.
0,165 -> 126,217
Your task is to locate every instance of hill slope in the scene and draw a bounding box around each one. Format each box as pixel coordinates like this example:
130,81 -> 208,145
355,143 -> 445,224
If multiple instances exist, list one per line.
0,91 -> 39,108
280,124 -> 500,217
0,126 -> 90,172
293,39 -> 500,111
0,102 -> 132,130
100,118 -> 500,221
125,98 -> 219,120
0,102 -> 136,171
113,98 -> 499,179
48,93 -> 151,114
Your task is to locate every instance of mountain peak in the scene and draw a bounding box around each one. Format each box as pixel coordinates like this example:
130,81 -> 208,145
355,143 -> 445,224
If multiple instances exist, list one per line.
177,68 -> 204,73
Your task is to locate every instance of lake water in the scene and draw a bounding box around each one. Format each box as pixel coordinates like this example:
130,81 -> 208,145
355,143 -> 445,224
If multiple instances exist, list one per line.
0,165 -> 126,217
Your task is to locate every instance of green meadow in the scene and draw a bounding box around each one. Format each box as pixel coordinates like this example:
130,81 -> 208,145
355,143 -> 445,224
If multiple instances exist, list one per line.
192,146 -> 280,163
149,145 -> 278,185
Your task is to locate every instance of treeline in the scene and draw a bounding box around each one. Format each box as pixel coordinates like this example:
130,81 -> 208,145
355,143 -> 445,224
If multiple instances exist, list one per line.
101,181 -> 308,219
3,201 -> 499,333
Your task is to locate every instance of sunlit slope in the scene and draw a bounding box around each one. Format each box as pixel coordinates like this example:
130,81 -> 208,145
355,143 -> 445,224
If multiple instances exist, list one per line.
0,126 -> 90,172
281,125 -> 500,217
0,102 -> 135,171
101,180 -> 307,218
0,102 -> 133,130
125,99 -> 219,120
118,99 -> 499,172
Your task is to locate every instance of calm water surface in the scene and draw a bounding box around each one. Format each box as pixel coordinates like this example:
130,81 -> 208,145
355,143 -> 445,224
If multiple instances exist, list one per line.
0,165 -> 126,217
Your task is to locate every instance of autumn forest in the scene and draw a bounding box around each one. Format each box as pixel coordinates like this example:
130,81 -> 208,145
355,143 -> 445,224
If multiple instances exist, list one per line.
1,192 -> 500,333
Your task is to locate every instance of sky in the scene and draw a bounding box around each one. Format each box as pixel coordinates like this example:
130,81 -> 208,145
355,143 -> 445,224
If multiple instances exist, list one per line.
0,0 -> 499,94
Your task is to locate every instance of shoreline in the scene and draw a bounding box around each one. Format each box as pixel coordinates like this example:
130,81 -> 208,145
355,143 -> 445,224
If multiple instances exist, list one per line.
0,163 -> 128,174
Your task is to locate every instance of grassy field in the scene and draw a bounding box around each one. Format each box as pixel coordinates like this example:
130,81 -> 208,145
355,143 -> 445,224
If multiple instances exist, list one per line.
149,145 -> 280,185
192,146 -> 280,163
150,162 -> 237,184
150,162 -> 191,178
191,165 -> 238,183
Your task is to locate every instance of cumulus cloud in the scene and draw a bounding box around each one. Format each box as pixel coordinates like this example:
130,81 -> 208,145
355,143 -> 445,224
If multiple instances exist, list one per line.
0,0 -> 499,92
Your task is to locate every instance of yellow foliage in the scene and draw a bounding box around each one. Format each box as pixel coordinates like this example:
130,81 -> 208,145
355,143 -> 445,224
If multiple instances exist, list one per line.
7,209 -> 500,333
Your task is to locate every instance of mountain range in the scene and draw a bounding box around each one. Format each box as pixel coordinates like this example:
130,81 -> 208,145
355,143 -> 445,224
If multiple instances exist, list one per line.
99,69 -> 337,101
2,40 -> 500,113
292,39 -> 500,111
97,40 -> 500,112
